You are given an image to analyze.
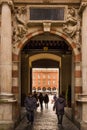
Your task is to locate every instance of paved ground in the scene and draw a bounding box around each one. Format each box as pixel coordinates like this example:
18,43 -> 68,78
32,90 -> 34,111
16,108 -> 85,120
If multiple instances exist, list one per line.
15,97 -> 80,130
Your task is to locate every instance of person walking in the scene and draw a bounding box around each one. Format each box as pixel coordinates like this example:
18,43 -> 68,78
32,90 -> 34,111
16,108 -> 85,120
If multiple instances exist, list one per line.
38,92 -> 44,110
53,94 -> 57,103
24,93 -> 37,125
51,94 -> 57,104
33,91 -> 39,109
33,91 -> 38,101
53,94 -> 66,126
44,93 -> 49,109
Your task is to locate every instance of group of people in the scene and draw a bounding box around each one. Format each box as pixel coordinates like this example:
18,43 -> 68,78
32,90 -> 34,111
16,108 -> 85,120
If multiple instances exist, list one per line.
24,91 -> 66,126
33,91 -> 49,110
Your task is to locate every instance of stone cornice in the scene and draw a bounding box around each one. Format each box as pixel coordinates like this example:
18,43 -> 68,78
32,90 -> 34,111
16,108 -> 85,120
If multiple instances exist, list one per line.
0,93 -> 17,103
13,0 -> 80,4
76,93 -> 87,103
14,0 -> 80,2
78,2 -> 87,14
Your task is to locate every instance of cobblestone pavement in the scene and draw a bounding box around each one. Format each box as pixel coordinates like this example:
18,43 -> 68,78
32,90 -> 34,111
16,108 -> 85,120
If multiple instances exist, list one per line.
15,101 -> 80,130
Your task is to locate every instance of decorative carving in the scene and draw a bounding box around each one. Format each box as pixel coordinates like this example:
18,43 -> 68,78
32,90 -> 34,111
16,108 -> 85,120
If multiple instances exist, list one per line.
63,7 -> 81,49
0,0 -> 14,10
13,6 -> 27,45
43,22 -> 51,32
78,2 -> 87,14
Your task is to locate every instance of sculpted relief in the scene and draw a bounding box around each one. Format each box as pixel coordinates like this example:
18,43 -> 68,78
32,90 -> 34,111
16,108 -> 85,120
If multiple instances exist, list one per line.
13,6 -> 27,45
12,6 -> 81,50
63,7 -> 81,49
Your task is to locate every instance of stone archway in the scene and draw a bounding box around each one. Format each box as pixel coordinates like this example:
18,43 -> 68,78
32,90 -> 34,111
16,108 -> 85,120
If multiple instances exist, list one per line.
28,53 -> 61,93
12,29 -> 81,122
29,53 -> 61,67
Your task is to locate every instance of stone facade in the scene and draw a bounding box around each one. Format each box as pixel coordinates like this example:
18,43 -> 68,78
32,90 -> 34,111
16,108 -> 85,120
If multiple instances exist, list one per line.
0,0 -> 87,130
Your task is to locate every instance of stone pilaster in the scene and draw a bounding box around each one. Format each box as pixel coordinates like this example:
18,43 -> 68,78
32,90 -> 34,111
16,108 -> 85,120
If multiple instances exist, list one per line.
1,0 -> 12,94
0,1 -> 16,130
82,3 -> 87,93
80,2 -> 87,130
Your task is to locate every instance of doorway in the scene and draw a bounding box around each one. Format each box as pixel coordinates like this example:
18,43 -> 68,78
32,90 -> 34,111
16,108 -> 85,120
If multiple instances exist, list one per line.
20,33 -> 72,109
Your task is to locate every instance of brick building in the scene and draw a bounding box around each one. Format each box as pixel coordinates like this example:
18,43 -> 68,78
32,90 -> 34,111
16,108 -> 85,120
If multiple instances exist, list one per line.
32,68 -> 59,93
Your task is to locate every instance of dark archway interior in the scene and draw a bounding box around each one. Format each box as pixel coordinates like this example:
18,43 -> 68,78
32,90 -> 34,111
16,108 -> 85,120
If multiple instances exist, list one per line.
21,33 -> 72,107
32,59 -> 59,68
22,33 -> 72,55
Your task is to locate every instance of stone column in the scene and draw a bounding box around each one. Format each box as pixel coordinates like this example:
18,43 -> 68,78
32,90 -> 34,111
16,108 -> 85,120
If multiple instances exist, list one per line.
81,2 -> 87,130
0,1 -> 16,130
0,0 -> 12,93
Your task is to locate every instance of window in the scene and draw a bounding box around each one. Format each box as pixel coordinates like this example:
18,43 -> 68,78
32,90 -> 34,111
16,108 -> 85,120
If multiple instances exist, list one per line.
48,74 -> 50,79
33,80 -> 36,86
38,87 -> 41,90
48,80 -> 50,85
33,74 -> 36,79
38,74 -> 40,79
38,80 -> 40,86
52,87 -> 56,91
43,79 -> 46,85
42,87 -> 46,91
30,7 -> 64,20
47,87 -> 51,91
53,80 -> 56,84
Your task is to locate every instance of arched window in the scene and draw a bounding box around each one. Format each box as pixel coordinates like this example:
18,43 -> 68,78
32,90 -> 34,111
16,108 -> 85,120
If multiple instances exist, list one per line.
38,87 -> 41,90
32,87 -> 36,91
47,87 -> 51,91
52,87 -> 56,91
42,87 -> 46,91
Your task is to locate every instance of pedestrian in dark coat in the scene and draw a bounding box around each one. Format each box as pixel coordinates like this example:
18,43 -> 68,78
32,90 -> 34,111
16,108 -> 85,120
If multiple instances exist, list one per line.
44,93 -> 49,109
53,94 -> 57,102
33,91 -> 38,101
24,93 -> 37,125
38,92 -> 44,110
53,94 -> 66,126
33,91 -> 39,108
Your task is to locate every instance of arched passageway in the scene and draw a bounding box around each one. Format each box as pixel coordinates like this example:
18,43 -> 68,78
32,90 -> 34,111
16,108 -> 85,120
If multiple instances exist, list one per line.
12,30 -> 81,126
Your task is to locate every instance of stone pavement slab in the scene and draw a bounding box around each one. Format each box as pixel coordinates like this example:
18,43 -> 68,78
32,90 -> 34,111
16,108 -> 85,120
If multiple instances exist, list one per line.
15,104 -> 80,130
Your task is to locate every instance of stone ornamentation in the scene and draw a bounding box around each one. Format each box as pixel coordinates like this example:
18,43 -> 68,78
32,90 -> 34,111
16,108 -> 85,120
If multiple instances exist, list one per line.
0,0 -> 14,11
79,2 -> 87,14
13,6 -> 27,44
43,22 -> 51,32
63,7 -> 81,49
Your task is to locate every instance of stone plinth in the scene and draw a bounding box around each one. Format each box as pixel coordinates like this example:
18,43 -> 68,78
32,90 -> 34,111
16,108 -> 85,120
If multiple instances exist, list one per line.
77,94 -> 87,130
0,93 -> 17,130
